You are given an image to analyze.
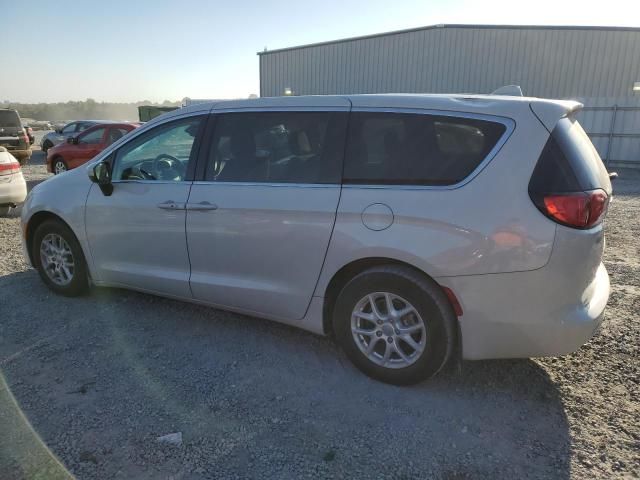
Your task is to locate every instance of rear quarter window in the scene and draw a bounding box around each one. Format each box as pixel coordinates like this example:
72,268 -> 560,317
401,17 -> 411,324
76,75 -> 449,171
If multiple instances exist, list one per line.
343,112 -> 507,185
529,117 -> 611,194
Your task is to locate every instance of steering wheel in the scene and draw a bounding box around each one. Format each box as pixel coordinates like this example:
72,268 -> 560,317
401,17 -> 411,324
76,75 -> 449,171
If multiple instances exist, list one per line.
153,154 -> 185,180
127,166 -> 155,180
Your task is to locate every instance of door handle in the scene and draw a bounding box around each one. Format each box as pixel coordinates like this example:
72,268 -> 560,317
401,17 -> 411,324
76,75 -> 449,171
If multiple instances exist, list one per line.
186,201 -> 218,211
157,201 -> 185,210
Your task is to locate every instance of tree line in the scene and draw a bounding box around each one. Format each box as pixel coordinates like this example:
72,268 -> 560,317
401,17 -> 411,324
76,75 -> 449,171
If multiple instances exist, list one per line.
1,99 -> 182,122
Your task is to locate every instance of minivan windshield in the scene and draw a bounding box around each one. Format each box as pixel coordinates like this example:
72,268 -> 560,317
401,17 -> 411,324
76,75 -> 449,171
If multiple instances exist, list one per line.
0,110 -> 20,127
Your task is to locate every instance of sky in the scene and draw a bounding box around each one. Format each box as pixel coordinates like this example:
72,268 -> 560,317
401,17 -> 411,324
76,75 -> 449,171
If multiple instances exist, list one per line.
2,0 -> 638,103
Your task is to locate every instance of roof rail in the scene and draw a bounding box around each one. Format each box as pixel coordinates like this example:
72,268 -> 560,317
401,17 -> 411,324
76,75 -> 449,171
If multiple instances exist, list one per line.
491,85 -> 523,96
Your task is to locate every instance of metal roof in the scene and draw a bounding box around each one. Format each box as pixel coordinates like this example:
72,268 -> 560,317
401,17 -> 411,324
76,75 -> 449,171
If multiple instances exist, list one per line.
257,23 -> 640,56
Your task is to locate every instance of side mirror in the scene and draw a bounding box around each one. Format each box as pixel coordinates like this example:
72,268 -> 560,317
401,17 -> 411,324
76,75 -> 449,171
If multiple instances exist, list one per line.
67,136 -> 79,144
89,161 -> 113,196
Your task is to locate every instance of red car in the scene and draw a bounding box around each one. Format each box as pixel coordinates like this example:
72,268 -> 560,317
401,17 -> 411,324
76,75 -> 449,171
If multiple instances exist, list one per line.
47,122 -> 140,174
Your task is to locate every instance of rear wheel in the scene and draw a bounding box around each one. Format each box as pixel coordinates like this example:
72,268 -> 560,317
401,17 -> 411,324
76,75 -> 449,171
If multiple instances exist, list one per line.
333,265 -> 456,385
33,220 -> 89,296
53,158 -> 68,174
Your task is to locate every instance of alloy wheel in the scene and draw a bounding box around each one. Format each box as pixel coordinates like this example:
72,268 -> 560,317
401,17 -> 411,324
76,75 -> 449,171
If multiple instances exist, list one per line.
351,292 -> 427,369
39,233 -> 75,286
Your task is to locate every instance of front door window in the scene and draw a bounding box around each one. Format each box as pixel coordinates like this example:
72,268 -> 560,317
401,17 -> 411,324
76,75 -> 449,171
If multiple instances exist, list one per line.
112,117 -> 203,182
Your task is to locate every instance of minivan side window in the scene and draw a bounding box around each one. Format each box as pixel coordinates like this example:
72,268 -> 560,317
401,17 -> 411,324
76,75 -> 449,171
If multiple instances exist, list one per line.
343,112 -> 507,186
205,111 -> 347,184
112,116 -> 203,182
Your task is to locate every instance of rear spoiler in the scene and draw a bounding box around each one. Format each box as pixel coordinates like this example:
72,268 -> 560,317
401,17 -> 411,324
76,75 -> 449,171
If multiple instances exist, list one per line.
530,100 -> 584,133
488,85 -> 583,133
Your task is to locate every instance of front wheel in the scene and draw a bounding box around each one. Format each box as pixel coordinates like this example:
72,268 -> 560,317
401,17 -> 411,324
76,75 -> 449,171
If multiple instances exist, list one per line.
33,220 -> 89,296
52,158 -> 68,174
333,265 -> 456,385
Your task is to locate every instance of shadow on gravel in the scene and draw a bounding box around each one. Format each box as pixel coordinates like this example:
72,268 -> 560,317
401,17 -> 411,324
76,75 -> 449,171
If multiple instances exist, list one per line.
0,270 -> 571,479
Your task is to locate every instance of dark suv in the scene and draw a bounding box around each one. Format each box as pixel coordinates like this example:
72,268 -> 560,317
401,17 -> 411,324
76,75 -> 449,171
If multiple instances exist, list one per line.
0,109 -> 32,164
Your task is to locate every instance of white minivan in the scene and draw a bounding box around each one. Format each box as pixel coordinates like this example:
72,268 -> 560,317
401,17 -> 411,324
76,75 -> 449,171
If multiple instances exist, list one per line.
21,93 -> 612,384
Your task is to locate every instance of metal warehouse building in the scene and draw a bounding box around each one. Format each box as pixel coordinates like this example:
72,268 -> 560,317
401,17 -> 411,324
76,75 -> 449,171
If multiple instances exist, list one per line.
258,24 -> 640,167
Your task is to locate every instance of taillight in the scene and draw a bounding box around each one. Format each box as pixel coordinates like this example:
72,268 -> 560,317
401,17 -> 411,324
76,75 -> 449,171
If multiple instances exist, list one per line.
0,160 -> 21,176
534,189 -> 609,229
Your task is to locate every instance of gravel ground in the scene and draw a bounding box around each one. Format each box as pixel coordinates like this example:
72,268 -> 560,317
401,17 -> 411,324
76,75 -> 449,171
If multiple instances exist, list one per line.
0,146 -> 638,479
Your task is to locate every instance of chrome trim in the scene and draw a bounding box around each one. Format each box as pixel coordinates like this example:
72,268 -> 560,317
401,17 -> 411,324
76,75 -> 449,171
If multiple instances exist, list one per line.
111,180 -> 191,185
95,107 -> 514,192
344,107 -> 516,191
190,181 -> 339,189
211,106 -> 351,113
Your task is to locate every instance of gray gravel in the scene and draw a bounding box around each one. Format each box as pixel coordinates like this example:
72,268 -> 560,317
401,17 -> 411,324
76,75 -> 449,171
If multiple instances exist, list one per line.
0,148 -> 638,479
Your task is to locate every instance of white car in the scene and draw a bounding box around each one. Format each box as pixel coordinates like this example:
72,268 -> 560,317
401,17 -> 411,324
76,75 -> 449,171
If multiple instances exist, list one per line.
0,147 -> 27,215
20,93 -> 612,385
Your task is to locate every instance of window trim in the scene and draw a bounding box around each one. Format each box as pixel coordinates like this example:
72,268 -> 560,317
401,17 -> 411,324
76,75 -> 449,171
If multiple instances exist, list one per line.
342,107 -> 515,191
109,114 -> 207,184
194,108 -> 349,185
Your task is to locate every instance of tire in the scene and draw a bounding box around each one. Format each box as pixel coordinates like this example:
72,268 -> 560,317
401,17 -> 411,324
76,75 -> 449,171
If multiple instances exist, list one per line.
42,140 -> 53,153
33,219 -> 89,296
52,158 -> 68,174
333,265 -> 456,385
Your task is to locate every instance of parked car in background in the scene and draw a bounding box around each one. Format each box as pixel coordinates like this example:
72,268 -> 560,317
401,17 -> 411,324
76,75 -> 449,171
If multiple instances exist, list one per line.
21,94 -> 612,385
34,121 -> 53,131
0,147 -> 27,215
40,120 -> 115,153
47,122 -> 139,174
0,109 -> 32,164
22,123 -> 35,145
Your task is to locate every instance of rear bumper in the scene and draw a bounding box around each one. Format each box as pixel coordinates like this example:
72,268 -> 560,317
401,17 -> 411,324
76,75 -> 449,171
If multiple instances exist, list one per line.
0,174 -> 27,206
440,262 -> 609,360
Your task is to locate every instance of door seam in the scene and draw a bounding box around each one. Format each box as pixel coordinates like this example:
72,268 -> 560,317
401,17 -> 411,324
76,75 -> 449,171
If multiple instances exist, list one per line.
301,102 -> 353,320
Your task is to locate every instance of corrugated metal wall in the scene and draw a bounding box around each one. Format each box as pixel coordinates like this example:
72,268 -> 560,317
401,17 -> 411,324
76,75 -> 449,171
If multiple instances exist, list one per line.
259,25 -> 640,167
